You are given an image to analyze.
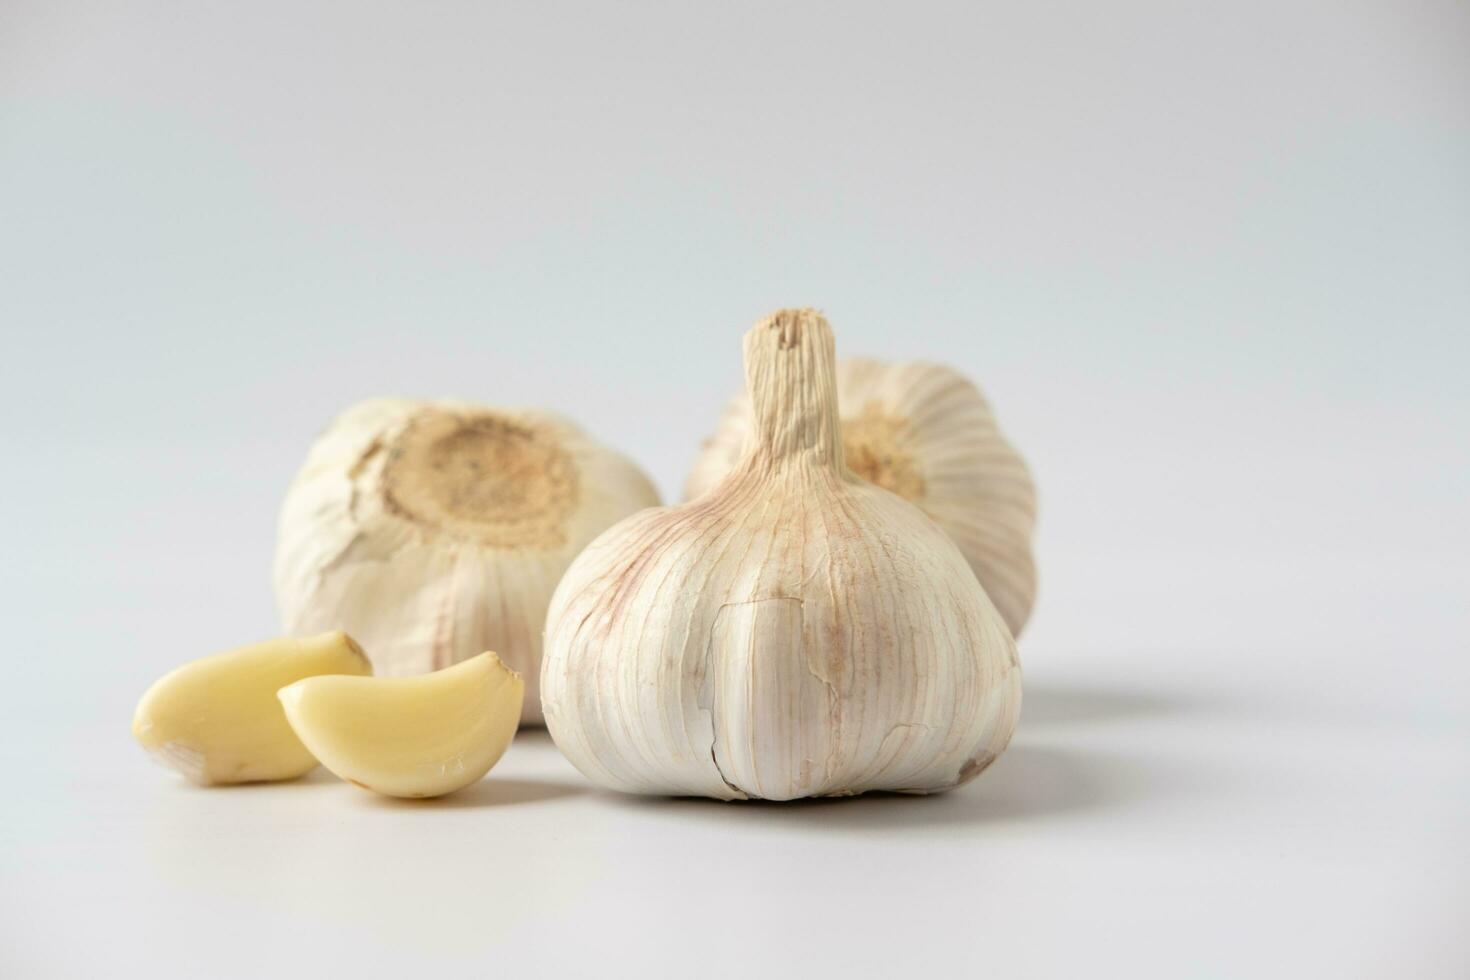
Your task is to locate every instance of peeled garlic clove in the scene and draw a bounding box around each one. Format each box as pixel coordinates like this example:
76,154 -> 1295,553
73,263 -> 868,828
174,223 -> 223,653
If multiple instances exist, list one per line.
132,631 -> 371,785
541,310 -> 1021,801
273,399 -> 660,725
278,651 -> 524,799
685,355 -> 1038,637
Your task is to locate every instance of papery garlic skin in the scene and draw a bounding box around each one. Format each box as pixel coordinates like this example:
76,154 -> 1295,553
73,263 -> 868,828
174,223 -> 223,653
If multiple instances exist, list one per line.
685,357 -> 1038,637
274,399 -> 659,725
541,310 -> 1021,801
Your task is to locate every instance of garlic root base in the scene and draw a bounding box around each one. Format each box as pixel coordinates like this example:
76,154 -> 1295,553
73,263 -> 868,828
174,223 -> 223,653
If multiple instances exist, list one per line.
274,399 -> 660,725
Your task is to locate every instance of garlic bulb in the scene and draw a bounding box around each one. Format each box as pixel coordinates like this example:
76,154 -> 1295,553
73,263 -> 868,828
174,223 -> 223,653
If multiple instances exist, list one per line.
274,398 -> 659,724
685,356 -> 1038,637
541,310 -> 1020,801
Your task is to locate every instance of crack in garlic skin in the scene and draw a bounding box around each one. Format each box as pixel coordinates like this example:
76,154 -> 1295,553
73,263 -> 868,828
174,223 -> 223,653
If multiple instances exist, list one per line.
541,311 -> 1021,801
685,355 -> 1038,639
273,399 -> 660,725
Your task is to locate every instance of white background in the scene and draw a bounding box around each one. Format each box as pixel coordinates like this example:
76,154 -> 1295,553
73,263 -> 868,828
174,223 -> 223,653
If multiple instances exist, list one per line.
2,2 -> 1467,977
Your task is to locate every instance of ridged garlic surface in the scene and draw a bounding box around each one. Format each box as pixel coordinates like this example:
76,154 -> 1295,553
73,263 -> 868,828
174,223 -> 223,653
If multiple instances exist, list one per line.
274,398 -> 659,724
541,310 -> 1020,801
685,356 -> 1038,637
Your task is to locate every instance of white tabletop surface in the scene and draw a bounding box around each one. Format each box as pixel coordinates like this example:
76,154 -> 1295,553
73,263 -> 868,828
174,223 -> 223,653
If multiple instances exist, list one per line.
6,556 -> 1466,978
3,2 -> 1467,977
